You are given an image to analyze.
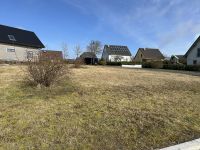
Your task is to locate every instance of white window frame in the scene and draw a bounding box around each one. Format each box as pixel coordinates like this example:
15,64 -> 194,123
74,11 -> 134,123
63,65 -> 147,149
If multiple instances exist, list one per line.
7,48 -> 15,52
27,51 -> 33,59
8,35 -> 16,41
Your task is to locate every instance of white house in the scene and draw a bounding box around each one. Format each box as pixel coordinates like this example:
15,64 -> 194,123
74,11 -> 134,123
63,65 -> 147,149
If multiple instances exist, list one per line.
0,24 -> 45,62
102,45 -> 132,62
185,36 -> 200,65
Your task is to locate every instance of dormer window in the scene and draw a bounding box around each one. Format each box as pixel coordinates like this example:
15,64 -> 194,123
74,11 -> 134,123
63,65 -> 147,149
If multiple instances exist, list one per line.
8,35 -> 16,41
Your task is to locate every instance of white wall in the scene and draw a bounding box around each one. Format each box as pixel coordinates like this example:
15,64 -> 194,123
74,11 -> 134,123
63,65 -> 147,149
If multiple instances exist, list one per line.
108,55 -> 132,62
0,43 -> 40,62
187,41 -> 200,65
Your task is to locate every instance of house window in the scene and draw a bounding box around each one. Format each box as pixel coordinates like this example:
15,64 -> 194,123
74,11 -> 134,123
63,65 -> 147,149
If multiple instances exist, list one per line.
7,48 -> 15,52
193,60 -> 197,65
27,51 -> 33,59
197,48 -> 200,57
8,35 -> 16,41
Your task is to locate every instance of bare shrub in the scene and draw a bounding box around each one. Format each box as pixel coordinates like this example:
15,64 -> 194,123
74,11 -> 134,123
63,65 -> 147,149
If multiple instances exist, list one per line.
74,58 -> 84,68
150,61 -> 164,69
26,59 -> 68,87
98,59 -> 106,65
0,60 -> 5,64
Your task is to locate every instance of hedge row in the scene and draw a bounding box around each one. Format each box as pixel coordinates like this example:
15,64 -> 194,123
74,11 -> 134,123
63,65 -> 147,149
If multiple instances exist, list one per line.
106,62 -> 122,66
143,62 -> 200,71
102,61 -> 200,72
0,60 -> 19,64
186,65 -> 200,71
163,64 -> 200,71
142,61 -> 163,69
163,64 -> 186,70
106,61 -> 140,66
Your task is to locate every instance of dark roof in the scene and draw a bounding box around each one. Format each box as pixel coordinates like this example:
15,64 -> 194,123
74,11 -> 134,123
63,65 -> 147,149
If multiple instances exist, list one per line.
139,48 -> 164,60
185,36 -> 200,57
0,24 -> 45,48
175,55 -> 184,59
104,45 -> 132,56
80,52 -> 97,58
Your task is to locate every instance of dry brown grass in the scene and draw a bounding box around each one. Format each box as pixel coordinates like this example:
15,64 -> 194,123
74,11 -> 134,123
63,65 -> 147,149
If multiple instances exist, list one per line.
0,65 -> 200,150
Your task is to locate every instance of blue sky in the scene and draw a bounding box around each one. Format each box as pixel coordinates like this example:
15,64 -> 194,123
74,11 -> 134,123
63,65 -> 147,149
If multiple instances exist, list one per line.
1,0 -> 200,58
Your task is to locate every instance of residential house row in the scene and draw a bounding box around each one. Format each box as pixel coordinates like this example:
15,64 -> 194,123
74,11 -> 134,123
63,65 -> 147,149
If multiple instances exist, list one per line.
0,24 -> 200,66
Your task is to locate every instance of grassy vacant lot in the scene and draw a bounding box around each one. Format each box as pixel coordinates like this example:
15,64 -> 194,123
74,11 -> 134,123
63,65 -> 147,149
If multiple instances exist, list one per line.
0,65 -> 200,150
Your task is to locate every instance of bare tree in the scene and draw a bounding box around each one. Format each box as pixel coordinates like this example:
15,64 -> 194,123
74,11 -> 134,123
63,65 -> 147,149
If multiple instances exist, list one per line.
74,44 -> 82,58
87,40 -> 102,55
62,42 -> 68,59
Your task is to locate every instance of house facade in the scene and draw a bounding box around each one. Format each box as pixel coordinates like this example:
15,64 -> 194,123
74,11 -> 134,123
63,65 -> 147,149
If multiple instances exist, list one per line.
185,36 -> 200,65
102,45 -> 132,62
0,24 -> 45,62
134,48 -> 164,63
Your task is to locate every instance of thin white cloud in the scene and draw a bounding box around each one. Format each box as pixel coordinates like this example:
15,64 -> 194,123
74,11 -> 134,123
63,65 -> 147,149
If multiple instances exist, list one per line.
61,0 -> 90,14
61,0 -> 200,55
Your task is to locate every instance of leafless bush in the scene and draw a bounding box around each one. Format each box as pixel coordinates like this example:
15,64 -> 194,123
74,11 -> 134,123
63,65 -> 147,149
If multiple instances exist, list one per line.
26,59 -> 68,87
74,58 -> 84,68
150,61 -> 164,69
0,60 -> 5,64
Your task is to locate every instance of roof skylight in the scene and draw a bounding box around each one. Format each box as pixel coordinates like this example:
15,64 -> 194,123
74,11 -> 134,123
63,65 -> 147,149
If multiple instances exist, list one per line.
8,35 -> 16,41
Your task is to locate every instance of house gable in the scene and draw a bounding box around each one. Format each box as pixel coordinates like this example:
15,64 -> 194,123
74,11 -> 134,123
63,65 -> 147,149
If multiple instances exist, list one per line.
134,48 -> 164,62
0,25 -> 45,62
185,36 -> 200,57
185,36 -> 200,65
134,48 -> 144,62
102,45 -> 132,62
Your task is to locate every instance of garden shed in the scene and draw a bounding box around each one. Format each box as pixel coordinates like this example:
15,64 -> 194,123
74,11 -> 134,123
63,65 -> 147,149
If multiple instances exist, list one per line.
80,52 -> 98,65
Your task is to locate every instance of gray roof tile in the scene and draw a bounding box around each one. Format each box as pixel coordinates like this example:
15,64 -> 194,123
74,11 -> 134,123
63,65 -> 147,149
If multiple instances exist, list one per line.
0,24 -> 45,48
80,52 -> 97,58
140,48 -> 164,59
104,45 -> 132,56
